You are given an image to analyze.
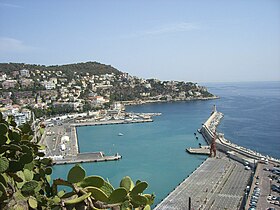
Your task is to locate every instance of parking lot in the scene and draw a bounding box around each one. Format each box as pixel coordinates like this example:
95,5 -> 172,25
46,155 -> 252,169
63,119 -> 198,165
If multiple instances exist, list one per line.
246,162 -> 280,210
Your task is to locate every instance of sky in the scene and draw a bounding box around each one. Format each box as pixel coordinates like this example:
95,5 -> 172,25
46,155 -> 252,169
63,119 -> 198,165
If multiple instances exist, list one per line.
0,0 -> 280,83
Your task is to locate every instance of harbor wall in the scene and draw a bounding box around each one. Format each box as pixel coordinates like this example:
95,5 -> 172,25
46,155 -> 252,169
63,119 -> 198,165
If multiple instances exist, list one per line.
201,111 -> 280,165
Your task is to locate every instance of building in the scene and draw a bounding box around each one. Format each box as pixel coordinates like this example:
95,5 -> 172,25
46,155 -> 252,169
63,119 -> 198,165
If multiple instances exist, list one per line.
92,96 -> 109,104
42,81 -> 56,90
0,73 -> 7,81
2,80 -> 18,89
20,69 -> 30,77
20,78 -> 34,88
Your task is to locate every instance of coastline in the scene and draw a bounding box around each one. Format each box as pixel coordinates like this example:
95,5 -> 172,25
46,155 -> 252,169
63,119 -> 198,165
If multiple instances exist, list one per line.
120,95 -> 219,106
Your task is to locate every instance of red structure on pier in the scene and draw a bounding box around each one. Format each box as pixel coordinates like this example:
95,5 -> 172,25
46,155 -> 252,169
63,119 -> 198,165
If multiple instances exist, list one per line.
210,132 -> 217,157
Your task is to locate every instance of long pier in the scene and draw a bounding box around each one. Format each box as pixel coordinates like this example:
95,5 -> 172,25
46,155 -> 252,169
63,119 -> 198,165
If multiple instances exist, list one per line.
201,111 -> 280,165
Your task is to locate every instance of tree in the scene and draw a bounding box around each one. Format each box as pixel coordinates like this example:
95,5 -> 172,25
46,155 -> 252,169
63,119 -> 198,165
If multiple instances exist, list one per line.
0,113 -> 155,209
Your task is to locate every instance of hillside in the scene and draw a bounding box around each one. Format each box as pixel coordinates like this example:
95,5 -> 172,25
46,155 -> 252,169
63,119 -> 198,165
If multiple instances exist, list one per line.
0,61 -> 122,76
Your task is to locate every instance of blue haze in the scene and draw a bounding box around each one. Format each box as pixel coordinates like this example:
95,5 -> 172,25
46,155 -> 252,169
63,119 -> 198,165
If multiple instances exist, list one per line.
52,81 -> 280,206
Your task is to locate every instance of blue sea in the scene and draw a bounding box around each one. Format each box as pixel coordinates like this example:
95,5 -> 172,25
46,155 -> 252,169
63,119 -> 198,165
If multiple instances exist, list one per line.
52,81 -> 280,207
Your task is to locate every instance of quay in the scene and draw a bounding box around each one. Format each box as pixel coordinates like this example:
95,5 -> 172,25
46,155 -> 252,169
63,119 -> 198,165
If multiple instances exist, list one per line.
155,106 -> 280,209
52,152 -> 122,165
72,118 -> 153,127
186,146 -> 210,155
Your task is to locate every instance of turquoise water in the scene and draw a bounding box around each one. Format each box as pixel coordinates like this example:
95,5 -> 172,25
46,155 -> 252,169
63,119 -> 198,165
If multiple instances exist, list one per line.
52,81 -> 280,207
52,101 -> 214,206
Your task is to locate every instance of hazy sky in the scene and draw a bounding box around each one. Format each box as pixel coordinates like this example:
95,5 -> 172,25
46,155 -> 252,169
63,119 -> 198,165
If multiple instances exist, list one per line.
0,0 -> 279,82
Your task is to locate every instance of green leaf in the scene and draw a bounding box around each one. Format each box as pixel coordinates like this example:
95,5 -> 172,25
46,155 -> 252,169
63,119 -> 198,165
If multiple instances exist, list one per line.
0,182 -> 7,201
0,135 -> 7,146
9,160 -> 25,172
28,196 -> 38,209
130,181 -> 148,195
0,156 -> 9,173
144,194 -> 155,205
12,131 -> 21,142
85,186 -> 109,203
0,123 -> 8,136
45,167 -> 52,175
77,175 -> 104,188
67,164 -> 86,183
9,143 -> 22,151
0,173 -> 7,187
64,192 -> 91,205
120,176 -> 134,192
108,187 -> 128,204
20,153 -> 33,164
131,195 -> 148,208
21,124 -> 31,134
23,169 -> 34,181
143,205 -> 151,210
57,190 -> 65,198
21,180 -> 39,194
100,180 -> 114,197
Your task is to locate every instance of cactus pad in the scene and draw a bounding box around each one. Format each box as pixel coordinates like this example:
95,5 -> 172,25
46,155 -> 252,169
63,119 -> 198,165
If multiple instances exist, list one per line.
130,195 -> 148,208
0,123 -> 8,135
67,164 -> 86,183
21,180 -> 39,194
85,186 -> 109,203
0,182 -> 7,201
100,180 -> 114,197
108,187 -> 128,204
144,194 -> 155,205
120,176 -> 134,192
64,192 -> 91,205
28,196 -> 38,209
78,175 -> 104,188
0,156 -> 9,173
23,169 -> 34,181
45,167 -> 52,175
130,181 -> 148,195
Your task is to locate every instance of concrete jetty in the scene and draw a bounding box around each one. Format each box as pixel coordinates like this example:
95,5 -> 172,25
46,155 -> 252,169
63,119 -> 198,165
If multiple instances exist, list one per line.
52,152 -> 122,165
72,118 -> 153,127
186,146 -> 210,155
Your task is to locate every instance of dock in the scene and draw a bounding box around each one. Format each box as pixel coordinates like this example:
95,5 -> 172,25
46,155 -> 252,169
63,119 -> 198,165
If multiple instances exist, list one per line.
52,152 -> 122,165
72,118 -> 153,127
186,146 -> 210,155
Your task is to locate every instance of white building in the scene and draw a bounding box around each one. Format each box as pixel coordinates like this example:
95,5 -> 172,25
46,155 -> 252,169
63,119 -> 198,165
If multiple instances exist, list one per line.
20,69 -> 30,77
44,81 -> 56,90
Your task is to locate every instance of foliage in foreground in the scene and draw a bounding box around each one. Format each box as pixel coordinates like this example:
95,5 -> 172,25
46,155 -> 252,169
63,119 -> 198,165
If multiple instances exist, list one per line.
0,113 -> 154,209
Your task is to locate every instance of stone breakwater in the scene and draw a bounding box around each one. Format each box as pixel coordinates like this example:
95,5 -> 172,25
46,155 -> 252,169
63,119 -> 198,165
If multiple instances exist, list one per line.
201,111 -> 280,165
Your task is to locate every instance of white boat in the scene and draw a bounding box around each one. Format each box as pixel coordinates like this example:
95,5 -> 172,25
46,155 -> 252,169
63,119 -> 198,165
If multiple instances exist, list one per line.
118,133 -> 124,136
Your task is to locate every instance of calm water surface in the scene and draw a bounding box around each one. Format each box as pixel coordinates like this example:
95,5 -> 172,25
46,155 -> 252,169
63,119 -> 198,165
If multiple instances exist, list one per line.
52,81 -> 280,207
